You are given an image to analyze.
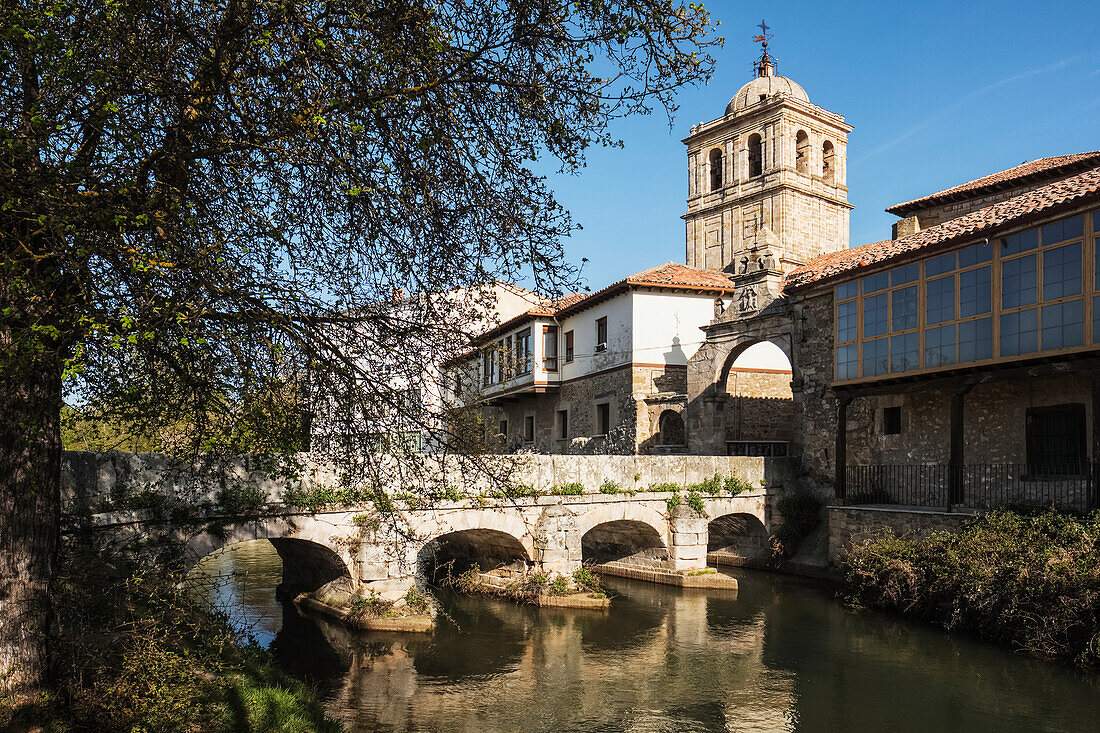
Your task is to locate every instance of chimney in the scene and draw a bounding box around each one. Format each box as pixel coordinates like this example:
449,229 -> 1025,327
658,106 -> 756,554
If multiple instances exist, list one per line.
892,215 -> 920,240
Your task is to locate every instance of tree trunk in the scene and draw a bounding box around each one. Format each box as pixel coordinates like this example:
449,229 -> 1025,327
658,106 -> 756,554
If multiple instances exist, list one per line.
0,320 -> 62,697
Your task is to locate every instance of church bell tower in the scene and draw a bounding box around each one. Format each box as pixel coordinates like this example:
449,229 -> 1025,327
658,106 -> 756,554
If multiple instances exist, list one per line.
683,26 -> 852,274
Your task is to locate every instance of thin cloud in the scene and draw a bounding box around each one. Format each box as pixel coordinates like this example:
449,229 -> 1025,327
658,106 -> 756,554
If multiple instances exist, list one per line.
855,55 -> 1086,164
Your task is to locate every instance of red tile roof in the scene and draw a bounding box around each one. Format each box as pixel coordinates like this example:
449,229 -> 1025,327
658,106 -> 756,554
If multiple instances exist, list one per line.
886,151 -> 1100,216
786,165 -> 1100,293
554,262 -> 734,317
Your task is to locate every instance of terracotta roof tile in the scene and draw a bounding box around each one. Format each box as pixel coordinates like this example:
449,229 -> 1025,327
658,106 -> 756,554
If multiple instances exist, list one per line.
786,165 -> 1100,293
554,262 -> 734,318
887,151 -> 1100,216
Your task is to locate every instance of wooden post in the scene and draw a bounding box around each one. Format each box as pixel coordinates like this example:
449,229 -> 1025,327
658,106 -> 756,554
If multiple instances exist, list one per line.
835,397 -> 850,501
948,389 -> 967,511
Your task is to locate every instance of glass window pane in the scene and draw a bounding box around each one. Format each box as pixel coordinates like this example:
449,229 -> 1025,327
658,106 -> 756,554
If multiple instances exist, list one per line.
958,241 -> 993,267
891,285 -> 918,332
837,300 -> 858,343
1094,209 -> 1100,233
1000,309 -> 1039,357
1042,242 -> 1081,301
890,333 -> 919,373
862,271 -> 888,294
863,293 -> 888,338
925,324 -> 956,367
1041,215 -> 1084,245
959,266 -> 991,317
1041,300 -> 1084,350
926,275 -> 955,325
862,337 -> 889,377
1001,254 -> 1037,309
836,344 -> 858,380
925,252 -> 956,277
836,281 -> 858,301
1000,228 -> 1038,256
959,317 -> 993,362
1094,295 -> 1100,344
891,263 -> 918,286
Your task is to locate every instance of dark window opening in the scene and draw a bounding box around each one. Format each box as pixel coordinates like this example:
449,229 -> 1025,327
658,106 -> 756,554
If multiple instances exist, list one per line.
565,330 -> 575,362
557,410 -> 568,440
596,317 -> 608,352
498,420 -> 507,439
1027,404 -> 1086,475
883,406 -> 902,435
658,410 -> 685,446
596,403 -> 611,436
523,415 -> 535,443
823,140 -> 835,183
709,148 -> 723,190
748,133 -> 763,177
795,130 -> 809,175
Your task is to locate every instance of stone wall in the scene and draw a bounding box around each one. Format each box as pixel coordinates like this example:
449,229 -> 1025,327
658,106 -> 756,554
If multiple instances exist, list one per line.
827,506 -> 972,565
724,368 -> 793,444
789,289 -> 836,487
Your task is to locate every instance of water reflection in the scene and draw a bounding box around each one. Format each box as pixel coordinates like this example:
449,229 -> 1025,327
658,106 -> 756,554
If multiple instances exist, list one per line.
193,543 -> 1100,733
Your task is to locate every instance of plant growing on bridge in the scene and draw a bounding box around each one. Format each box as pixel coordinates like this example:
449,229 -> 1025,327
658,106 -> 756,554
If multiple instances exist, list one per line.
549,575 -> 571,595
665,492 -> 682,513
723,474 -> 755,495
0,0 -> 719,697
651,482 -> 681,494
686,490 -> 707,517
215,483 -> 267,517
572,567 -> 602,594
598,480 -> 620,494
553,482 -> 585,496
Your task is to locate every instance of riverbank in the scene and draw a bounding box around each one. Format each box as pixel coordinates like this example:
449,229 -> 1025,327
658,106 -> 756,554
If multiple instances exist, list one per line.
844,508 -> 1100,670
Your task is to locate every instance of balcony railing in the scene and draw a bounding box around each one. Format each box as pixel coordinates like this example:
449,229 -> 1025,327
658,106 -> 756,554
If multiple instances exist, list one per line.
842,463 -> 1099,513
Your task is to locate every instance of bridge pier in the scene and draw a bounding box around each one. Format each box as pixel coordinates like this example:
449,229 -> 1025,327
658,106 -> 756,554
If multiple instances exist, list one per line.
668,505 -> 710,572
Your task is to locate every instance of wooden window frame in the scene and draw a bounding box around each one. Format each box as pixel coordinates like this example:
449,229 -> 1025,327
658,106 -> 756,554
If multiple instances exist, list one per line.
595,316 -> 608,353
564,330 -> 575,363
595,402 -> 611,436
832,208 -> 1098,385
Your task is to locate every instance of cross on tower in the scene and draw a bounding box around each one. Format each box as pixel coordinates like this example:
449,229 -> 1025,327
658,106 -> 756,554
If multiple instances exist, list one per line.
753,19 -> 771,49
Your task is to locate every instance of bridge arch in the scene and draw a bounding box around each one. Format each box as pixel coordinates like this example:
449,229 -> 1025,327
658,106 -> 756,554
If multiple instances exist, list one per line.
417,528 -> 532,584
706,512 -> 771,562
576,503 -> 669,566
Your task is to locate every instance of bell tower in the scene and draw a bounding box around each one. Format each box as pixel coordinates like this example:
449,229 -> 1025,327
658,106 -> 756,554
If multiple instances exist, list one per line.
683,25 -> 852,274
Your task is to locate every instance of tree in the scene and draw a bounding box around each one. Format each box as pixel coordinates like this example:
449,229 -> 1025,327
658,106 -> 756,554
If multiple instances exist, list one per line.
0,0 -> 718,694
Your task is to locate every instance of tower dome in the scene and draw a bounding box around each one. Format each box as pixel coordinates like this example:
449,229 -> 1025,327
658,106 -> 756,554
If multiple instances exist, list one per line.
725,54 -> 808,115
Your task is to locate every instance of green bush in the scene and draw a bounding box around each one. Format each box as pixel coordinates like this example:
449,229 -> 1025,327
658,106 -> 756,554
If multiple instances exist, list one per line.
665,492 -> 682,513
549,575 -> 570,595
572,566 -> 602,593
598,479 -> 620,494
651,481 -> 680,493
686,490 -> 707,517
688,473 -> 722,494
771,491 -> 824,559
502,482 -> 542,499
552,482 -> 585,495
723,474 -> 754,495
844,509 -> 1100,670
216,483 -> 267,516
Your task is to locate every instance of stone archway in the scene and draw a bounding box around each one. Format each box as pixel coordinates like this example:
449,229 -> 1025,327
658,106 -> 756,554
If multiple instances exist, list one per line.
417,528 -> 532,585
581,520 -> 667,567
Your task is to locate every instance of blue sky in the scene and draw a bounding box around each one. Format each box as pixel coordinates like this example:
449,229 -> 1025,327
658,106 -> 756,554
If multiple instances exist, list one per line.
544,0 -> 1100,292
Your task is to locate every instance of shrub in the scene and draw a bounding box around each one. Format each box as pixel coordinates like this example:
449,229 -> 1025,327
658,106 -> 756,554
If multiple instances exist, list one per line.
349,592 -> 396,618
770,491 -> 824,559
723,474 -> 754,495
553,482 -> 585,496
650,481 -> 680,493
352,513 -> 382,532
572,567 -> 601,593
598,479 -> 620,494
665,492 -> 682,513
844,509 -> 1100,670
689,473 -> 722,494
549,575 -> 570,595
503,483 -> 541,499
404,587 -> 431,615
686,490 -> 707,517
215,483 -> 267,516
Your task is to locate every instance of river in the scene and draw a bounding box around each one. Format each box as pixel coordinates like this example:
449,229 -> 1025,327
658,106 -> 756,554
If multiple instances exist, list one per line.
194,540 -> 1100,732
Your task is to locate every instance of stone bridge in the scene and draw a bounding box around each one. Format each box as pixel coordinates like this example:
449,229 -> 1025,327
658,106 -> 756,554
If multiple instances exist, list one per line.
63,452 -> 794,600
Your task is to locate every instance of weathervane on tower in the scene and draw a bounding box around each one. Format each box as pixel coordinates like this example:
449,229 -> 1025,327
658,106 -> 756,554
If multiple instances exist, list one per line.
752,19 -> 776,78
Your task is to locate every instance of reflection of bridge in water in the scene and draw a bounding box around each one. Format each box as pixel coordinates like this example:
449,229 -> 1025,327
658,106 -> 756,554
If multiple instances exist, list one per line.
67,453 -> 792,599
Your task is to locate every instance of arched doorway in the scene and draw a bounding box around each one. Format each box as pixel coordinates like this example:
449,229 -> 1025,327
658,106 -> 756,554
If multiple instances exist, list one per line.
721,340 -> 793,457
581,520 -> 667,567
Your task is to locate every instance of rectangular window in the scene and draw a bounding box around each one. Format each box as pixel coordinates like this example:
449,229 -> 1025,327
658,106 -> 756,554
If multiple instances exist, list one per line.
523,415 -> 535,442
836,281 -> 858,300
862,271 -> 888,294
958,317 -> 993,362
891,286 -> 918,332
1094,295 -> 1100,344
1041,300 -> 1084,350
557,410 -> 568,440
595,317 -> 608,352
565,330 -> 575,362
926,275 -> 955,325
959,266 -> 992,317
1027,404 -> 1086,475
862,337 -> 889,377
498,419 -> 508,438
836,343 -> 858,380
1000,228 -> 1038,256
1001,254 -> 1037,309
958,241 -> 993,267
890,332 -> 919,373
1041,215 -> 1083,245
515,329 -> 532,374
925,323 -> 956,367
483,349 -> 492,386
863,293 -> 888,337
596,403 -> 611,435
1000,308 -> 1039,356
891,263 -> 919,285
543,325 -> 558,371
1042,242 -> 1082,301
837,300 -> 858,343
882,406 -> 902,435
925,251 -> 956,277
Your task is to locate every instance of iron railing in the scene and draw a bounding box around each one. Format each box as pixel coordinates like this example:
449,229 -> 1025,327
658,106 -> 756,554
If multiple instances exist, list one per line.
843,463 -> 1099,513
